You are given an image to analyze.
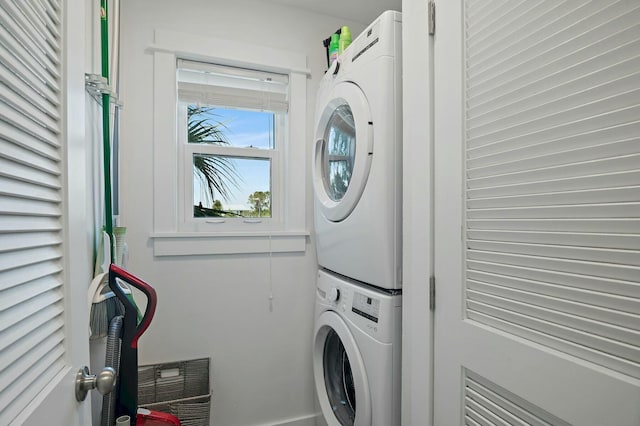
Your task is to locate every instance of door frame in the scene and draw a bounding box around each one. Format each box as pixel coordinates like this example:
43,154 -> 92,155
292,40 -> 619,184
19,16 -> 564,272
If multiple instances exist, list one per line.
400,0 -> 435,425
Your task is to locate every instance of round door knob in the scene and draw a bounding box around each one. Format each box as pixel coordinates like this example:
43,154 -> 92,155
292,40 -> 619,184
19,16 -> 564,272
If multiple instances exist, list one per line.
75,366 -> 116,402
95,367 -> 117,394
327,287 -> 340,302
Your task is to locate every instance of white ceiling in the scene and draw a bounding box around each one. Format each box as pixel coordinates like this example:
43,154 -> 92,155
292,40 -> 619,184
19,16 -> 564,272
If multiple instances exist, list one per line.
264,0 -> 402,25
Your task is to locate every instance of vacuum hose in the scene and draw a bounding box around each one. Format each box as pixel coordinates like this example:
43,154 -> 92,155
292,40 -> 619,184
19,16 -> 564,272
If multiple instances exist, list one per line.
102,315 -> 123,426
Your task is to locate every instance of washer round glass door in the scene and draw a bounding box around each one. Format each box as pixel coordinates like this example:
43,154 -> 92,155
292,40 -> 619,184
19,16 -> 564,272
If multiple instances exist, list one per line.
313,311 -> 371,426
313,82 -> 373,222
324,328 -> 356,424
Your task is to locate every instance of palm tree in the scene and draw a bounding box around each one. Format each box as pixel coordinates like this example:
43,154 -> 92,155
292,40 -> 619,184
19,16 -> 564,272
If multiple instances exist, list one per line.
188,106 -> 241,208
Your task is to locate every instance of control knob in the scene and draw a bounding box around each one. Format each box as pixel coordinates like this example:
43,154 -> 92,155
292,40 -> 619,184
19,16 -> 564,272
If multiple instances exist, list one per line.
327,287 -> 340,302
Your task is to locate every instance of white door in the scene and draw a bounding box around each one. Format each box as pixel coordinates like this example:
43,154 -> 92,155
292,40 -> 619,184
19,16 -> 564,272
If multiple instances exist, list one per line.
1,0 -> 94,424
434,1 -> 640,425
313,82 -> 373,222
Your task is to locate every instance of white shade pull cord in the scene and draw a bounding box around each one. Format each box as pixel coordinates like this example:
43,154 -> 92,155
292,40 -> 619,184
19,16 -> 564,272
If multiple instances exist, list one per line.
268,234 -> 274,312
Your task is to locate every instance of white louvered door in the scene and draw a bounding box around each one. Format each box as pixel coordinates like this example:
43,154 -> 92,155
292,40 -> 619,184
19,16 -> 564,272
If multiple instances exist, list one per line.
434,1 -> 640,425
1,0 -> 91,424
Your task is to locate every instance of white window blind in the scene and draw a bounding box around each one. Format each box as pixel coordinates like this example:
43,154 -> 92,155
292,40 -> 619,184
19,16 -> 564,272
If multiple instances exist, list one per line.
464,1 -> 640,379
0,0 -> 65,423
177,59 -> 289,112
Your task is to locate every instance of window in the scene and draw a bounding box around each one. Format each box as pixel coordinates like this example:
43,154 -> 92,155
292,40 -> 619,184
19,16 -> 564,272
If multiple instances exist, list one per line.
150,31 -> 309,255
177,61 -> 287,228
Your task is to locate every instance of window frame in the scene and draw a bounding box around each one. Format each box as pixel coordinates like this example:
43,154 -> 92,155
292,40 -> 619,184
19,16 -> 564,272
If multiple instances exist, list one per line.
150,29 -> 310,255
177,102 -> 284,231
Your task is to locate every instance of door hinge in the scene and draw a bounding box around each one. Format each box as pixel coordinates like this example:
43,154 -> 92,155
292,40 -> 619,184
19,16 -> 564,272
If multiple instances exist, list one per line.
429,276 -> 436,311
428,0 -> 436,36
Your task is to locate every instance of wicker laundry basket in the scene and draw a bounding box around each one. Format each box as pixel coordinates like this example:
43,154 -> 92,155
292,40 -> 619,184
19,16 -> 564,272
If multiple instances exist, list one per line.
138,358 -> 211,426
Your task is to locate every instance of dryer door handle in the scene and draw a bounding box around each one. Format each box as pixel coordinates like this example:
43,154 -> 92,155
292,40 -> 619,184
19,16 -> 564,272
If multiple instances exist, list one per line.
315,138 -> 325,162
312,138 -> 326,193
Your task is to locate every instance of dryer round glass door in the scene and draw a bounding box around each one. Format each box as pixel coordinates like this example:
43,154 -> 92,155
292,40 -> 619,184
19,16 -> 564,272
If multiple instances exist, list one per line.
313,82 -> 373,222
313,311 -> 371,426
322,104 -> 356,203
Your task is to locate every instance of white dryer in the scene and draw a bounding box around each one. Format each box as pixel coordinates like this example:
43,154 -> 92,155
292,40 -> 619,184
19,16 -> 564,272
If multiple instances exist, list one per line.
313,269 -> 401,426
313,11 -> 402,290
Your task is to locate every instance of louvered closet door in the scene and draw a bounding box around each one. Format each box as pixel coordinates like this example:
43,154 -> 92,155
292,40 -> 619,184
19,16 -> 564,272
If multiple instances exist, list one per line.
434,1 -> 640,425
1,0 -> 90,424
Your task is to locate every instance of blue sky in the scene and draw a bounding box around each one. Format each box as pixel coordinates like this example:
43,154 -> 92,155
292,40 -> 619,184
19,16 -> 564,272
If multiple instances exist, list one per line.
218,109 -> 274,149
193,108 -> 273,210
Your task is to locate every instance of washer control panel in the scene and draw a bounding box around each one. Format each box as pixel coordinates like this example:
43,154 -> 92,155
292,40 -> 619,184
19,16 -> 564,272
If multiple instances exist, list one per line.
327,287 -> 341,302
317,269 -> 401,343
351,293 -> 380,323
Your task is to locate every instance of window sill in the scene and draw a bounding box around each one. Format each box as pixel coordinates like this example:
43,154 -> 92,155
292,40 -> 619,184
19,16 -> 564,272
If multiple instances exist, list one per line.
150,231 -> 310,256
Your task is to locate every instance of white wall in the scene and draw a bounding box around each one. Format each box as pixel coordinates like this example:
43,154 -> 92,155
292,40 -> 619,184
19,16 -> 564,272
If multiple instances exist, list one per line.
118,1 -> 364,425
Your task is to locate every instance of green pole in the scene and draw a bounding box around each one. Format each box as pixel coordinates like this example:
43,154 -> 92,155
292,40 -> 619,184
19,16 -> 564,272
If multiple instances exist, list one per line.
100,0 -> 114,262
100,0 -> 141,323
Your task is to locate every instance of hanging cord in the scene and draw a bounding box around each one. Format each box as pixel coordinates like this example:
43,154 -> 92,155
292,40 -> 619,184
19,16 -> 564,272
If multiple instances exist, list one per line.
268,234 -> 274,312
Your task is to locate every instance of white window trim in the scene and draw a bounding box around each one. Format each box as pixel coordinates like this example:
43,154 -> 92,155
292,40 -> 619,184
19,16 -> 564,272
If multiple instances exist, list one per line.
150,29 -> 310,255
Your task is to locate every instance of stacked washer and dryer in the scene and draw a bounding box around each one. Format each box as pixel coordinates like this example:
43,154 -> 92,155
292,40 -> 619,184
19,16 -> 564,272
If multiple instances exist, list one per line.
312,11 -> 402,426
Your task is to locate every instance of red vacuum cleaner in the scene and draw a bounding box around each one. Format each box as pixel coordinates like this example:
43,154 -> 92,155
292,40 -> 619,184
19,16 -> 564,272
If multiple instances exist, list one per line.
108,264 -> 181,426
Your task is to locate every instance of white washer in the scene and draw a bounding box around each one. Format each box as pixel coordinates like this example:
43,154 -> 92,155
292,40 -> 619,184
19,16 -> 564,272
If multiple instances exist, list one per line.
313,270 -> 401,426
313,11 -> 402,290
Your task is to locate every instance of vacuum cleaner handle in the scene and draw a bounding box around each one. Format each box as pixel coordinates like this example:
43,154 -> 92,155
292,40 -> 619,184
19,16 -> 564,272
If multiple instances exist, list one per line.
108,264 -> 159,424
109,264 -> 157,348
